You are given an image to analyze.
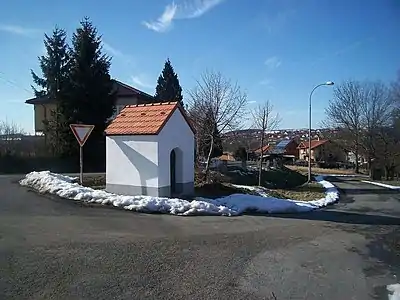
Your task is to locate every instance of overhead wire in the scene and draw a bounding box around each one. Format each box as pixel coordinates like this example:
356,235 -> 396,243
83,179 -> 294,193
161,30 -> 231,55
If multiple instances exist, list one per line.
0,71 -> 32,95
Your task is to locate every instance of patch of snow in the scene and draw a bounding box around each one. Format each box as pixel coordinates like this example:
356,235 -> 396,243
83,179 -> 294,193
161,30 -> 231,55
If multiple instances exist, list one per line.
387,284 -> 400,300
20,171 -> 339,216
230,170 -> 253,176
316,173 -> 368,178
233,176 -> 339,209
361,180 -> 400,190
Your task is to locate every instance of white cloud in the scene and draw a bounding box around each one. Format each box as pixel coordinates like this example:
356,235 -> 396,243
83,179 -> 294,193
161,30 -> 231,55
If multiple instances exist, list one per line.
143,0 -> 225,32
259,78 -> 274,89
143,2 -> 178,33
0,24 -> 41,37
102,41 -> 134,66
260,78 -> 271,85
182,0 -> 225,18
264,9 -> 296,34
103,42 -> 124,57
131,75 -> 154,90
264,56 -> 281,70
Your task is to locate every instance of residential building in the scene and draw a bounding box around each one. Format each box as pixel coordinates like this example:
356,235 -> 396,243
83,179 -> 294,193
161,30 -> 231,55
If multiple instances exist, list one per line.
218,152 -> 235,162
25,79 -> 154,133
297,139 -> 347,162
105,102 -> 195,197
254,144 -> 271,156
269,139 -> 299,158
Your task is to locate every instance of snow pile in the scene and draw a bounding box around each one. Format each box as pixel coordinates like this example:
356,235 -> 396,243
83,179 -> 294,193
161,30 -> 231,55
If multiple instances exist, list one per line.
387,284 -> 400,300
232,176 -> 339,209
361,180 -> 400,190
318,174 -> 366,177
20,171 -> 339,216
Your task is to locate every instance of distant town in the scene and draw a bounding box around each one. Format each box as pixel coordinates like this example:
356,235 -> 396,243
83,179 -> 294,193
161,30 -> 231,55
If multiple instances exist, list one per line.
222,128 -> 337,152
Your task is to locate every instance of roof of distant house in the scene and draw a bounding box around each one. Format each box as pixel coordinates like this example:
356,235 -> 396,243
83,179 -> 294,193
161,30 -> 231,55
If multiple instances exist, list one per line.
25,79 -> 154,105
105,102 -> 195,136
218,154 -> 235,161
297,139 -> 329,150
254,144 -> 271,154
275,140 -> 289,148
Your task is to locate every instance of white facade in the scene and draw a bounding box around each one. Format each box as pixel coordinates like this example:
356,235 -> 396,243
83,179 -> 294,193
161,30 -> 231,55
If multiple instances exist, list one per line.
157,108 -> 195,192
106,108 -> 194,197
106,135 -> 159,195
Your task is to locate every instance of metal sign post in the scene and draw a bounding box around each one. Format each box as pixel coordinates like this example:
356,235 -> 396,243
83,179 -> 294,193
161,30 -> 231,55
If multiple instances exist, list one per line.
70,124 -> 95,185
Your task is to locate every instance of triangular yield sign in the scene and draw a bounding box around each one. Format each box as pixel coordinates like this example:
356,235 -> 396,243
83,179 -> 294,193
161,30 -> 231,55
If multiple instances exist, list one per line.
70,124 -> 95,147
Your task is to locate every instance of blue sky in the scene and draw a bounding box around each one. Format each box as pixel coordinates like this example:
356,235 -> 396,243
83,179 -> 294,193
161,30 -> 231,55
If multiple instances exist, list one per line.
1,0 -> 399,133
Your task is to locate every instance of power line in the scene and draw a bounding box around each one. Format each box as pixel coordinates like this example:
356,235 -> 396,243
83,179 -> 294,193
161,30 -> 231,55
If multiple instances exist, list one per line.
0,71 -> 32,95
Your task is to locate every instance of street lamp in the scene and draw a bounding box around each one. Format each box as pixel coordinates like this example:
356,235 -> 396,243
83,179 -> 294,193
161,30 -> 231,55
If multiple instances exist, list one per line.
308,81 -> 334,182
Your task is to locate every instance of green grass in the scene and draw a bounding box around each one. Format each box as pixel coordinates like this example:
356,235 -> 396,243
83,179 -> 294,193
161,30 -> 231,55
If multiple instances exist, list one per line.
81,175 -> 105,188
80,166 -> 324,201
193,182 -> 257,199
267,182 -> 326,201
225,166 -> 307,189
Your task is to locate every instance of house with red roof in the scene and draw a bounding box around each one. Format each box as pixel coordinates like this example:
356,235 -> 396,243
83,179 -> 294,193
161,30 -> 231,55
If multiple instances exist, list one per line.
297,139 -> 347,163
25,79 -> 154,133
254,144 -> 271,156
105,102 -> 195,197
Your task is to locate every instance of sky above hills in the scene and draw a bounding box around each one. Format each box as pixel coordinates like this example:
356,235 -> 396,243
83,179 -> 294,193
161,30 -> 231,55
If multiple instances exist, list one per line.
1,0 -> 399,133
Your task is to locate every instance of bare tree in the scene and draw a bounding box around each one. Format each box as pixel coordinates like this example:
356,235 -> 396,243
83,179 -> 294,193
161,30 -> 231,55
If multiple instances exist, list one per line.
188,70 -> 248,180
374,126 -> 400,180
325,80 -> 397,175
325,80 -> 364,173
0,120 -> 25,155
252,100 -> 281,186
359,81 -> 394,171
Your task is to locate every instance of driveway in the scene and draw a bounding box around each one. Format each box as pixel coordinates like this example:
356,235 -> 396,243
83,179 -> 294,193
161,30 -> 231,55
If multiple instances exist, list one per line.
0,175 -> 399,300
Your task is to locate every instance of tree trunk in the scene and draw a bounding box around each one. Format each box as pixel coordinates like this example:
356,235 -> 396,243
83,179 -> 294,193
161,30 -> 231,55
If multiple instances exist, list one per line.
241,159 -> 247,169
354,148 -> 360,174
368,157 -> 372,178
384,166 -> 389,181
258,132 -> 265,186
204,134 -> 214,182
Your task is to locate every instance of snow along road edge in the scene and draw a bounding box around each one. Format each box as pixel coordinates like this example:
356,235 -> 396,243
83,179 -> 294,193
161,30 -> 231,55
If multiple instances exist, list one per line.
361,180 -> 400,190
19,171 -> 339,216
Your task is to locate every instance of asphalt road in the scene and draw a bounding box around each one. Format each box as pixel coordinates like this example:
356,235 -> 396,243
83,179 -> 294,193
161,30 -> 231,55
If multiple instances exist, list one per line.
0,175 -> 399,300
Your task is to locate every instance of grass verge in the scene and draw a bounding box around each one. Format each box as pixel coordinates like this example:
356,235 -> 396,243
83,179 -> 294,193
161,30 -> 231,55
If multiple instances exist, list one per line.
266,182 -> 326,201
80,167 -> 328,201
285,165 -> 356,175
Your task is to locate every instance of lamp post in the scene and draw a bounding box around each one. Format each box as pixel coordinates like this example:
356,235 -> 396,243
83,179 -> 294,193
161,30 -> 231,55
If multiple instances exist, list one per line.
308,81 -> 334,182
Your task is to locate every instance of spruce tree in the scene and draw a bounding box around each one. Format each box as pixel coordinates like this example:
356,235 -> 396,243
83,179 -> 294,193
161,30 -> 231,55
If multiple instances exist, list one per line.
31,27 -> 71,156
155,58 -> 184,106
65,17 -> 116,164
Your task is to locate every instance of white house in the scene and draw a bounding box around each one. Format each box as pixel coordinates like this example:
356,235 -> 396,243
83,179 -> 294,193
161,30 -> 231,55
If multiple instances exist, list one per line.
104,101 -> 195,197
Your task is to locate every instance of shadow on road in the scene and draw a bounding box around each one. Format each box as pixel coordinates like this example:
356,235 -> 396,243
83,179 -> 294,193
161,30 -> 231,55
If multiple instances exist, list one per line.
267,210 -> 400,225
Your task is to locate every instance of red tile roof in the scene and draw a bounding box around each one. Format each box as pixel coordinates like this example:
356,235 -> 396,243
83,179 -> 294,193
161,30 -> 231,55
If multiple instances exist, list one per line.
105,102 -> 195,135
297,139 -> 328,149
254,144 -> 271,154
218,154 -> 235,161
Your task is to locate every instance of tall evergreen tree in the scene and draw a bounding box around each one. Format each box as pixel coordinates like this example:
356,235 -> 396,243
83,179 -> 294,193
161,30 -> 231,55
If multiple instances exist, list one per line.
31,27 -> 71,156
64,17 -> 116,163
155,58 -> 183,106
